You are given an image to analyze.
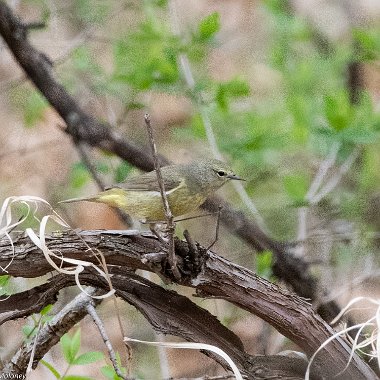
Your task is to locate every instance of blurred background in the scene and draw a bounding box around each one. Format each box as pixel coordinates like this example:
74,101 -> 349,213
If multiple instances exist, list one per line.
0,0 -> 380,378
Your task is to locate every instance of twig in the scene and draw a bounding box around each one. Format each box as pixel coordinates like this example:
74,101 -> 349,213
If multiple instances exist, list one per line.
2,287 -> 102,374
296,142 -> 341,256
168,0 -> 268,232
311,148 -> 360,205
86,303 -> 128,380
306,141 -> 341,202
75,141 -> 105,190
26,317 -> 43,378
144,114 -> 181,280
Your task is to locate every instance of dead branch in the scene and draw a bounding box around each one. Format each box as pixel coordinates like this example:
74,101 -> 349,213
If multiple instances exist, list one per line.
0,229 -> 376,379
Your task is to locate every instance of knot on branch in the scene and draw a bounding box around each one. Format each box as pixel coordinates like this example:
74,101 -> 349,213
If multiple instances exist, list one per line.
174,233 -> 208,279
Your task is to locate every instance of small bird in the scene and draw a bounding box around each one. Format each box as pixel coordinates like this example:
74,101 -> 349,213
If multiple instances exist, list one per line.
60,159 -> 243,221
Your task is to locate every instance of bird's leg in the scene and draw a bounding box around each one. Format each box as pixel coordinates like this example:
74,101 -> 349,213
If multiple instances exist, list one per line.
207,205 -> 223,250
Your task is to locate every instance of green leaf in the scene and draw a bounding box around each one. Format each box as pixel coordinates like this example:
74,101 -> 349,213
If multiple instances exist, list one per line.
324,93 -> 352,131
353,28 -> 380,60
216,78 -> 250,110
114,161 -> 132,183
112,22 -> 180,90
60,333 -> 74,364
257,251 -> 273,279
25,91 -> 48,127
101,365 -> 124,380
40,359 -> 61,379
283,174 -> 309,203
10,87 -> 48,128
71,329 -> 81,361
198,12 -> 220,41
72,0 -> 110,25
40,304 -> 53,316
69,162 -> 91,189
189,113 -> 206,138
339,125 -> 379,144
72,351 -> 104,365
0,275 -> 10,288
152,0 -> 168,6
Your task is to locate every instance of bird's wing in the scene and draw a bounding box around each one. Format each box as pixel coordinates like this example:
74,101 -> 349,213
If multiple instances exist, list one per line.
107,170 -> 182,192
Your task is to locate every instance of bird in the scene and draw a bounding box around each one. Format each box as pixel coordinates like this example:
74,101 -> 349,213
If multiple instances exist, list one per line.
60,159 -> 243,222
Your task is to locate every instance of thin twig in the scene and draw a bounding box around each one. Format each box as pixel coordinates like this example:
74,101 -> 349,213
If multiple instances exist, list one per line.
296,143 -> 353,256
86,303 -> 128,380
311,148 -> 360,205
26,317 -> 43,379
144,114 -> 180,280
306,141 -> 341,201
75,141 -> 105,190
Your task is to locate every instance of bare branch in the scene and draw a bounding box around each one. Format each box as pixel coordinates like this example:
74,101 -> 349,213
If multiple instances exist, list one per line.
2,287 -> 102,375
144,114 -> 180,280
86,303 -> 128,380
0,230 -> 376,379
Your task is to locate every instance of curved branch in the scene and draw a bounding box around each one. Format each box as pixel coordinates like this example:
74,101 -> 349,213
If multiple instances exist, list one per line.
0,270 -> 311,379
0,230 -> 376,379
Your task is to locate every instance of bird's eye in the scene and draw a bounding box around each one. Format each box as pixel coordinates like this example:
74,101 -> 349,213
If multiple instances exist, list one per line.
217,170 -> 226,177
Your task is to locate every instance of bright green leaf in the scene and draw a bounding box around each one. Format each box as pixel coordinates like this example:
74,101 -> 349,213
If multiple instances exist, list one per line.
101,364 -> 124,380
0,275 -> 10,288
216,78 -> 250,110
72,351 -> 104,365
283,174 -> 309,203
257,251 -> 273,279
353,28 -> 380,60
198,12 -> 220,41
189,113 -> 206,138
40,304 -> 53,316
71,329 -> 81,361
60,333 -> 74,364
324,93 -> 352,131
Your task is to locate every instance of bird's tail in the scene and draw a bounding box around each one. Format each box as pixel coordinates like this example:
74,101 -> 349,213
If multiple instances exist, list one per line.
58,196 -> 98,205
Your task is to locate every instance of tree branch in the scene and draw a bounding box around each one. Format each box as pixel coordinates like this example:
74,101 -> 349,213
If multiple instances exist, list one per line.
0,230 -> 376,379
2,287 -> 102,375
0,268 -> 311,379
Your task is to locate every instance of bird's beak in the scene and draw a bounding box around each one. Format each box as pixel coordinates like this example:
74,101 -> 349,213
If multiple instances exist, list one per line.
227,174 -> 245,181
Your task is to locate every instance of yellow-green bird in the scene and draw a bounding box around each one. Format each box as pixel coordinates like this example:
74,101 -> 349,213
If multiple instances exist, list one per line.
60,159 -> 243,221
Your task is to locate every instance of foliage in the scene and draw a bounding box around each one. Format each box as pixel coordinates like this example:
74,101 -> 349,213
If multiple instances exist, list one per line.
10,87 -> 48,128
41,328 -> 103,379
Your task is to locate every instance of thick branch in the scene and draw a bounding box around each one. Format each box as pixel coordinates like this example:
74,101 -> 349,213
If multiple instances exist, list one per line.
0,230 -> 376,379
0,270 -> 311,379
